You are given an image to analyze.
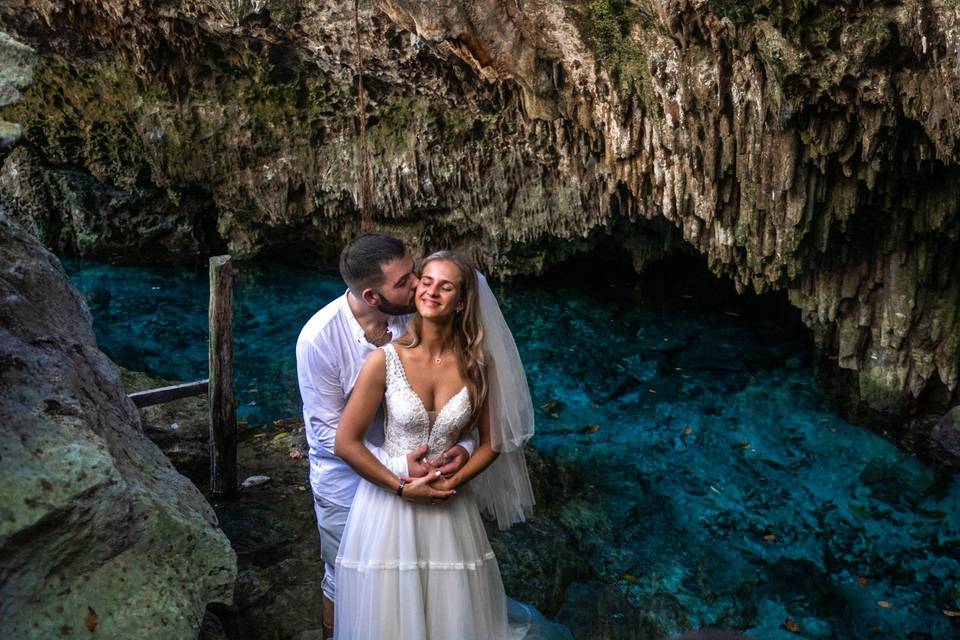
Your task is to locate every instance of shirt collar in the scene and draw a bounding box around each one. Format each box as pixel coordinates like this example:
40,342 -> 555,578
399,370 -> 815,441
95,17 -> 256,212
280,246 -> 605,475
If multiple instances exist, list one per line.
341,291 -> 367,345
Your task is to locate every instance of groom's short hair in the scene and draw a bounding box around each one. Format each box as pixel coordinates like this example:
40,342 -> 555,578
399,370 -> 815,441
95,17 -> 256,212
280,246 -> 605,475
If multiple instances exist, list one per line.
339,233 -> 407,295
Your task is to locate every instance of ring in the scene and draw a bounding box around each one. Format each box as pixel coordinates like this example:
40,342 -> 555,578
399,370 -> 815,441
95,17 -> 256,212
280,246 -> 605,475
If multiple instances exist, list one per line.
434,470 -> 442,477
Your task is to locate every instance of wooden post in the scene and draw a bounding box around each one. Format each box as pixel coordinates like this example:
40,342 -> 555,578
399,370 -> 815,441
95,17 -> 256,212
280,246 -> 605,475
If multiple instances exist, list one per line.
208,255 -> 237,495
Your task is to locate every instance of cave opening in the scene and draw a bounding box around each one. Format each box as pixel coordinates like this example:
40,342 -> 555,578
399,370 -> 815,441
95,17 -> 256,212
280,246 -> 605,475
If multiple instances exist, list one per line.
529,239 -> 811,346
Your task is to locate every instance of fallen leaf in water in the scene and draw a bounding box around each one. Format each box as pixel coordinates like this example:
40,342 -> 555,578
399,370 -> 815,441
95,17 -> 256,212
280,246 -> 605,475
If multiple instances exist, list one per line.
943,609 -> 960,617
541,401 -> 561,413
647,389 -> 657,394
621,574 -> 642,585
247,388 -> 259,394
877,600 -> 893,608
84,607 -> 98,632
857,576 -> 869,586
732,442 -> 751,450
682,427 -> 694,435
709,485 -> 722,494
783,617 -> 799,632
253,432 -> 267,438
580,424 -> 601,434
273,419 -> 285,428
272,432 -> 289,441
763,534 -> 776,541
549,412 -> 560,419
288,448 -> 303,459
297,485 -> 307,491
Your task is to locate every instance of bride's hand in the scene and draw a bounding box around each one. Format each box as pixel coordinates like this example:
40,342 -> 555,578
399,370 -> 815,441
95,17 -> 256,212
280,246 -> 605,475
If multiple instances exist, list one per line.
431,475 -> 459,493
399,470 -> 456,504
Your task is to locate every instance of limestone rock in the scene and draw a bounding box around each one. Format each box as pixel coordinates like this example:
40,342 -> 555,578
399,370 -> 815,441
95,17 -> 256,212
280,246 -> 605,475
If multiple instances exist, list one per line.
0,30 -> 36,107
931,405 -> 960,460
0,120 -> 19,149
0,212 -> 237,639
0,1 -> 958,420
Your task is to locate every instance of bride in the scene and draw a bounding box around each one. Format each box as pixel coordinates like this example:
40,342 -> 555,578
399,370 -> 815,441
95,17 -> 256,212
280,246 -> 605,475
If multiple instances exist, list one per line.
332,251 -> 540,639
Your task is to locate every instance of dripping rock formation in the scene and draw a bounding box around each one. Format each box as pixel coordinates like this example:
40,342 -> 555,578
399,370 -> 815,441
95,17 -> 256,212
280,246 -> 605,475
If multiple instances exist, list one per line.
0,1 -> 958,444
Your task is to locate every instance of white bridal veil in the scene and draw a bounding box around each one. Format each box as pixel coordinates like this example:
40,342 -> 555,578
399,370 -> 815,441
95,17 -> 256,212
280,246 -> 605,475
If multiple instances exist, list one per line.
471,272 -> 536,529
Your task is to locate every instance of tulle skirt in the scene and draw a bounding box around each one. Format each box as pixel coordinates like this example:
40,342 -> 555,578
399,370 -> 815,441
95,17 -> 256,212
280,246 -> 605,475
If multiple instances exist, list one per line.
335,482 -> 510,640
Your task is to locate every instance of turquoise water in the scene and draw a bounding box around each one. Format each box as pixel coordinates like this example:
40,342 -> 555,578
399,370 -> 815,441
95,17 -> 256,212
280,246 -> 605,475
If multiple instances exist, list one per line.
64,258 -> 960,639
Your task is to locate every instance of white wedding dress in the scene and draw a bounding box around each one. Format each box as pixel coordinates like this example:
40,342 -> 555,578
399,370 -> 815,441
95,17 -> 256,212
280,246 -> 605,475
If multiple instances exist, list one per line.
335,343 -> 511,639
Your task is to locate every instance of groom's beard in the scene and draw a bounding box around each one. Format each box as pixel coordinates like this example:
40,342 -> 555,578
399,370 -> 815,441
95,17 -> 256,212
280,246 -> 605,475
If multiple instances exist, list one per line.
376,298 -> 416,316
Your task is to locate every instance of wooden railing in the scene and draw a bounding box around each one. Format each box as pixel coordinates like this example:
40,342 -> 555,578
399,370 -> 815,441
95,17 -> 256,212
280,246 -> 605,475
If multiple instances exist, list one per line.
127,255 -> 238,496
129,379 -> 209,407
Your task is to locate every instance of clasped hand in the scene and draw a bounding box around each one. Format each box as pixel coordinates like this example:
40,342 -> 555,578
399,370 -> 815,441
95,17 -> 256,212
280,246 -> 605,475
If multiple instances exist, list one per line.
401,444 -> 466,503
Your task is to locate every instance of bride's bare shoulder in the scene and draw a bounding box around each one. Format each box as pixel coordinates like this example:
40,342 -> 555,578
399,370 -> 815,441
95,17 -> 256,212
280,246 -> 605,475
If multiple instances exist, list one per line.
356,348 -> 387,384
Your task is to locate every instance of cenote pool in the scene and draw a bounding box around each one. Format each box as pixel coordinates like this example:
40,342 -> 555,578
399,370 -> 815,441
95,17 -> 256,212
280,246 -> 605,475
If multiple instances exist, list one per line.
64,258 -> 960,639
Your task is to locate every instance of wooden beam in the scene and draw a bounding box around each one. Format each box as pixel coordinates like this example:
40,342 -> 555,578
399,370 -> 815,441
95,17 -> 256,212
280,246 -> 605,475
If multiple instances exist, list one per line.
208,255 -> 238,496
128,379 -> 209,408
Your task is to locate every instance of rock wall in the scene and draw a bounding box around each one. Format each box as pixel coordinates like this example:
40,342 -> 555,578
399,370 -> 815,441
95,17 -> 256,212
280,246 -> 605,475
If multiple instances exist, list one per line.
0,1 -> 957,421
0,211 -> 237,639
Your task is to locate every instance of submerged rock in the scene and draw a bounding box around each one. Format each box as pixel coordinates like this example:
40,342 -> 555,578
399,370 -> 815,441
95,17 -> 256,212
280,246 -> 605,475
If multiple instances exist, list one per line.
932,406 -> 960,461
0,212 -> 236,639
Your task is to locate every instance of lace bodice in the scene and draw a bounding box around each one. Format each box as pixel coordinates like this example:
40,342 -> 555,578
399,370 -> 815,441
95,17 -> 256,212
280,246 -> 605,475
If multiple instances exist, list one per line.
381,344 -> 471,459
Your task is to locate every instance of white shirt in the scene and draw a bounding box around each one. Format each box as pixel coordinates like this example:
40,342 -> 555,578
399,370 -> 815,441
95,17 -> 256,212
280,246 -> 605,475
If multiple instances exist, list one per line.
296,292 -> 474,507
296,293 -> 409,506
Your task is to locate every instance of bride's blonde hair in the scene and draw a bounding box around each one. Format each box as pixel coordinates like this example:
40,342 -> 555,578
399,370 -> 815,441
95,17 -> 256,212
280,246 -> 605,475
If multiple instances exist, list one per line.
396,251 -> 487,428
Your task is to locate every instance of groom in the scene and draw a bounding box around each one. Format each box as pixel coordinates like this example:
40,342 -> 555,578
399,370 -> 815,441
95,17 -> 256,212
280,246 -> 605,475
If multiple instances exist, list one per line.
296,233 -> 475,638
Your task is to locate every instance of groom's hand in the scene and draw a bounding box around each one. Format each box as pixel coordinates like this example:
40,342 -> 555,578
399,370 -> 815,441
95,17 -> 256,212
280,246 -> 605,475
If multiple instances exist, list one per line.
435,445 -> 469,476
405,443 -> 433,478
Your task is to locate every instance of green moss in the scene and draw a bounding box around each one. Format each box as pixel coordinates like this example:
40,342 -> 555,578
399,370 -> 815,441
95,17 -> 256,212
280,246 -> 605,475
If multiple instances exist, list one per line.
2,58 -> 156,186
209,58 -> 350,147
0,53 -> 356,188
858,368 -> 906,412
709,0 -> 845,50
851,10 -> 893,59
709,0 -> 819,29
575,0 -> 658,108
1,50 -> 490,190
367,93 -> 492,154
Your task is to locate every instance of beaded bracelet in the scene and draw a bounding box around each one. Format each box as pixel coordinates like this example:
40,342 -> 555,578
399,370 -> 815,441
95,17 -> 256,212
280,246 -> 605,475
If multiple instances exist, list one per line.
396,478 -> 407,496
